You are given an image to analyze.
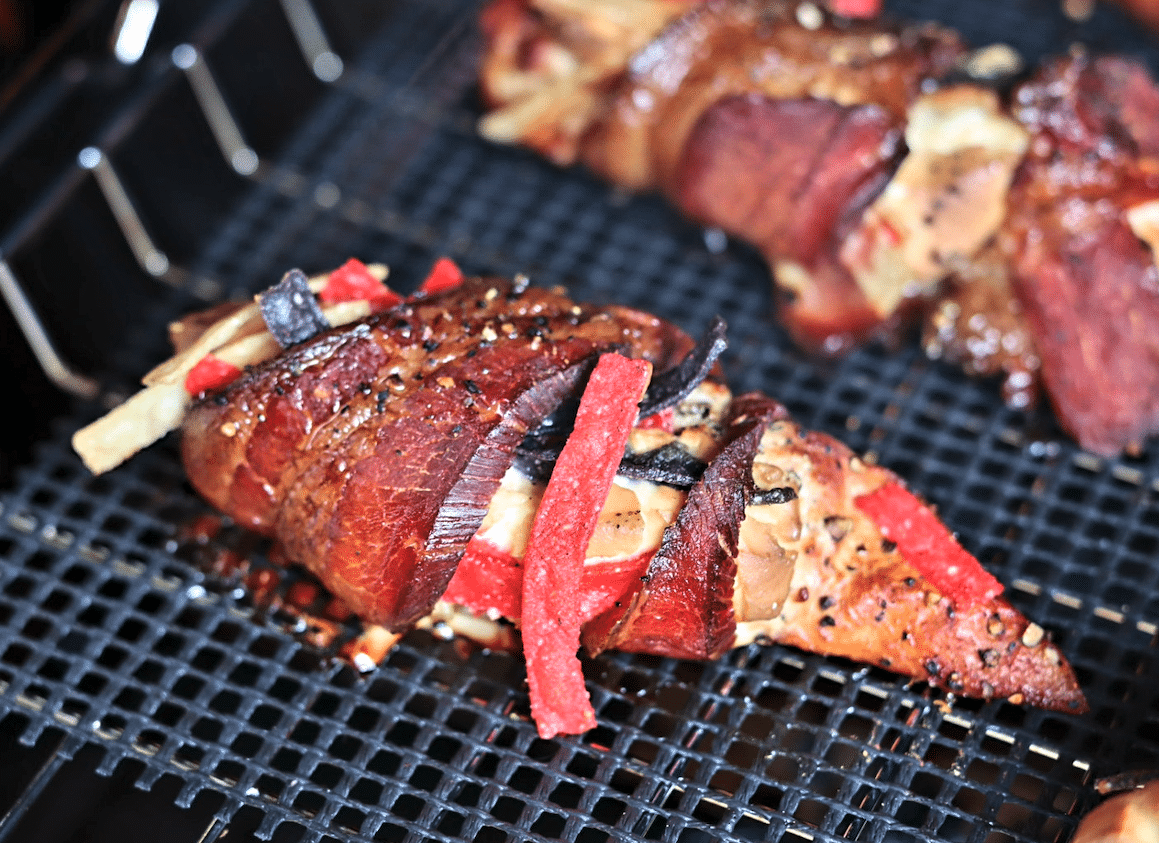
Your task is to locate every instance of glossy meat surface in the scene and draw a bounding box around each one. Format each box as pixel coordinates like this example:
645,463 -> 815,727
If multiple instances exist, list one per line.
581,0 -> 962,191
182,279 -> 690,628
585,393 -> 790,659
732,417 -> 1084,709
674,93 -> 902,349
1004,55 -> 1159,455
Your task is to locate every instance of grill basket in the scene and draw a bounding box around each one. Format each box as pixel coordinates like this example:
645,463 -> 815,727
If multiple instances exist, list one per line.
2,1 -> 1159,841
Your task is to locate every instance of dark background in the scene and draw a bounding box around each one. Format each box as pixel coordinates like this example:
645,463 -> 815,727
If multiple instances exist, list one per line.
1,0 -> 80,487
0,0 -> 74,76
2,1 -> 1159,841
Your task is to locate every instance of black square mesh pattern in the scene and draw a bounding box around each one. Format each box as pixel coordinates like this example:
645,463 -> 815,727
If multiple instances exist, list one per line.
2,0 -> 1159,840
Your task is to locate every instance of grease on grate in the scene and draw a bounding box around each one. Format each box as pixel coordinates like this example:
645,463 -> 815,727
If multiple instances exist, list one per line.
174,513 -> 517,677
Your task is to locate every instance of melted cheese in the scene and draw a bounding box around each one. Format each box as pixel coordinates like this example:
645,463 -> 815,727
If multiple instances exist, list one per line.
588,476 -> 684,561
734,502 -> 799,622
733,423 -> 882,646
474,468 -> 684,563
475,467 -> 543,557
841,86 -> 1029,317
1126,199 -> 1159,273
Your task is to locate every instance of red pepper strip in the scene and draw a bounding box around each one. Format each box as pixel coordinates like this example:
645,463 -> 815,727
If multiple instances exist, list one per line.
443,536 -> 524,620
578,552 -> 653,621
184,353 -> 243,396
416,257 -> 464,296
319,258 -> 402,310
444,537 -> 654,624
828,0 -> 881,17
522,353 -> 652,738
854,481 -> 1003,608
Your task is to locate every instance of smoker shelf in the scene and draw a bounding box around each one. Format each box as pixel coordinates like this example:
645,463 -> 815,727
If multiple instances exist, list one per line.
1,0 -> 1158,841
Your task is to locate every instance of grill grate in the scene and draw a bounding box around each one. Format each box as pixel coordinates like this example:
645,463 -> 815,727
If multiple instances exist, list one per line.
2,0 -> 1159,840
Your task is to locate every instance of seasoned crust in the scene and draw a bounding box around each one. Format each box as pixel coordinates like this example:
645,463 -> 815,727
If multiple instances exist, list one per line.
735,420 -> 1087,711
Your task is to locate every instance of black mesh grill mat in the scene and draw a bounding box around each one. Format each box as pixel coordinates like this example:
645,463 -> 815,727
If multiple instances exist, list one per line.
3,0 -> 1159,840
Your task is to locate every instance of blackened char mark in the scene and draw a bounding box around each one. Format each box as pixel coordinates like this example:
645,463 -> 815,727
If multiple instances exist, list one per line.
260,268 -> 331,347
617,442 -> 707,489
515,316 -> 726,482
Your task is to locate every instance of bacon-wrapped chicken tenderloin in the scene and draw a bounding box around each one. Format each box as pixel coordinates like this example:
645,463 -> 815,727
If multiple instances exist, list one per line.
74,261 -> 1088,736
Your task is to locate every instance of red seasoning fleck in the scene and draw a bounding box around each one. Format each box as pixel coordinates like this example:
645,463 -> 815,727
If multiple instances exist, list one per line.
827,0 -> 882,18
320,258 -> 402,310
636,406 -> 675,432
184,353 -> 243,396
416,257 -> 465,296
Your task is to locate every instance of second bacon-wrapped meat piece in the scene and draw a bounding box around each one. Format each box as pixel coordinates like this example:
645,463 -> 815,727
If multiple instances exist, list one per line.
478,0 -> 1159,456
482,0 -> 968,354
999,54 -> 1159,456
152,269 -> 1086,736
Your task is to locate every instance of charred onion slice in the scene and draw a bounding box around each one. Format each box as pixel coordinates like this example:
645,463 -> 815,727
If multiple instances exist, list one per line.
637,315 -> 728,418
515,316 -> 726,481
259,269 -> 332,347
616,441 -> 707,488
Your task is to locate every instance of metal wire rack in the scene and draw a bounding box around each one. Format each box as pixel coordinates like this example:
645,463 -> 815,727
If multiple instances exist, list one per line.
1,0 -> 1158,841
